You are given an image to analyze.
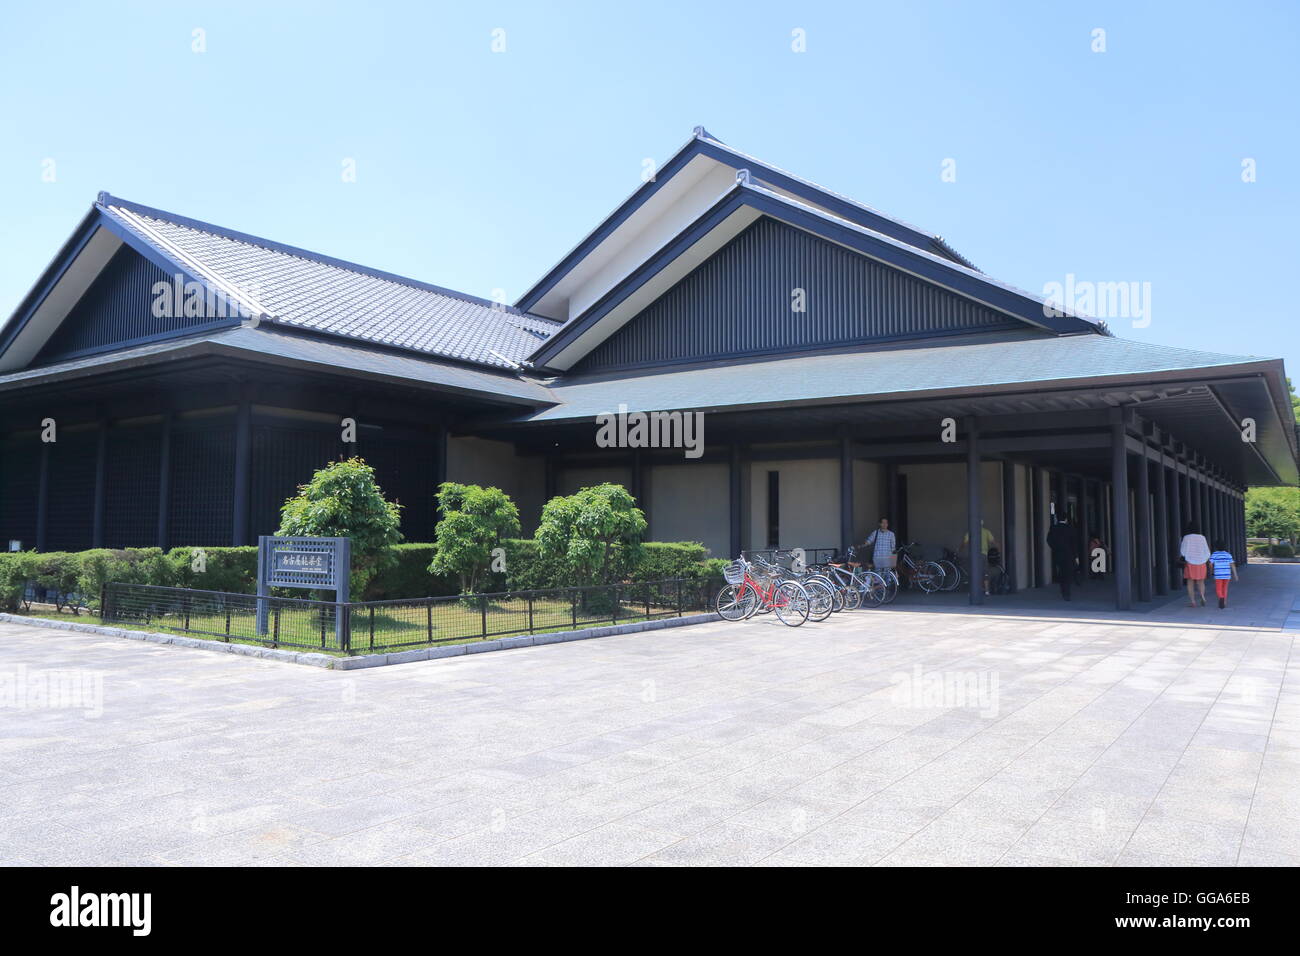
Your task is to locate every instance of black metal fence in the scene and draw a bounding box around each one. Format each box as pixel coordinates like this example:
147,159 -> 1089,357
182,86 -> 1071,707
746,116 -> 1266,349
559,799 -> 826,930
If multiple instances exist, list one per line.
743,548 -> 840,566
101,577 -> 721,655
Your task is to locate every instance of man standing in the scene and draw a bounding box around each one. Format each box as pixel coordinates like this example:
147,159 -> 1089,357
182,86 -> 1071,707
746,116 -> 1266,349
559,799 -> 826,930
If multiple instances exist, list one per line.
864,517 -> 897,571
1047,516 -> 1079,600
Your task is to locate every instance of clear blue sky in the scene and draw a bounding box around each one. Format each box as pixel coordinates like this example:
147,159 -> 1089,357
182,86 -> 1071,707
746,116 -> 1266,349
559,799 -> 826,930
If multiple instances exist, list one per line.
2,1 -> 1297,380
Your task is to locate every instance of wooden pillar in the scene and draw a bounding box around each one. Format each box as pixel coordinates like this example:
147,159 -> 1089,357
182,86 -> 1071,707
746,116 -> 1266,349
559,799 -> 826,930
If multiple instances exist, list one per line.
839,438 -> 853,555
631,450 -> 648,531
433,424 -> 448,490
1239,492 -> 1248,567
729,444 -> 743,558
231,391 -> 252,546
544,453 -> 558,501
431,423 -> 449,528
1135,450 -> 1152,602
1191,470 -> 1203,531
1080,478 -> 1093,573
1076,476 -> 1088,572
157,411 -> 172,549
91,422 -> 108,548
967,418 -> 983,605
1029,466 -> 1043,588
1111,413 -> 1132,610
1154,456 -> 1169,595
1168,457 -> 1182,590
35,439 -> 50,552
885,462 -> 900,541
1001,461 -> 1016,593
1215,484 -> 1226,548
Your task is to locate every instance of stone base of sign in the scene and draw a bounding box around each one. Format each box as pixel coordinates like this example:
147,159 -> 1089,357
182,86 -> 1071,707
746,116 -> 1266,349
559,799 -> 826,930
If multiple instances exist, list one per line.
0,611 -> 720,670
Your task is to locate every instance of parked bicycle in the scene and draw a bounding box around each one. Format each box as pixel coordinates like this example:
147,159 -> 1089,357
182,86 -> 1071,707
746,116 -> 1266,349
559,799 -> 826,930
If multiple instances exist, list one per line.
814,548 -> 890,608
893,542 -> 945,594
715,556 -> 810,627
753,552 -> 837,621
936,547 -> 966,592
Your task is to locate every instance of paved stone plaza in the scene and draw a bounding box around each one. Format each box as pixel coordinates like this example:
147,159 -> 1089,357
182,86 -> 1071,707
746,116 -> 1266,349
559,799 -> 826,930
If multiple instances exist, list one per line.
2,565 -> 1298,867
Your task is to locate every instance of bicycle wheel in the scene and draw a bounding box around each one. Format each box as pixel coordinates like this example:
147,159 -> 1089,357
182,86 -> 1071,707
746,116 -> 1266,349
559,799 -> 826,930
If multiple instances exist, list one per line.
715,583 -> 756,621
937,559 -> 960,591
806,575 -> 841,614
803,579 -> 835,622
988,567 -> 1008,595
916,561 -> 945,593
858,570 -> 888,607
881,569 -> 900,603
840,582 -> 863,610
772,581 -> 810,627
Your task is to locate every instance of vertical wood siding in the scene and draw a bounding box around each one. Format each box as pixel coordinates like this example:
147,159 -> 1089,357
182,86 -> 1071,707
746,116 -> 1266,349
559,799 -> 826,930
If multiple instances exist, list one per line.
574,217 -> 1022,374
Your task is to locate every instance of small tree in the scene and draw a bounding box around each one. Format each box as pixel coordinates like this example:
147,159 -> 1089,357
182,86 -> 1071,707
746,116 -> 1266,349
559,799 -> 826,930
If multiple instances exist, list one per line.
277,457 -> 403,595
535,483 -> 647,589
1246,491 -> 1300,554
429,482 -> 520,594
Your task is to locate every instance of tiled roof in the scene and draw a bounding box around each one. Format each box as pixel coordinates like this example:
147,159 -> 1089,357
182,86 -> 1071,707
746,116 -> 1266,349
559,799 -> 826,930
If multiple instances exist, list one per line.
98,196 -> 560,370
0,325 -> 556,403
525,331 -> 1276,421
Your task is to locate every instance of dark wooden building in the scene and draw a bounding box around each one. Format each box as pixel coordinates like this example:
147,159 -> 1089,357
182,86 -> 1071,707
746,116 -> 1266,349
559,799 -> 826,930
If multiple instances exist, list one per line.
2,128 -> 1295,610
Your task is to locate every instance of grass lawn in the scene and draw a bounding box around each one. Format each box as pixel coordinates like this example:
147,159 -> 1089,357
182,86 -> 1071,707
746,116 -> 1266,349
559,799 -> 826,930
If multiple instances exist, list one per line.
15,594 -> 688,657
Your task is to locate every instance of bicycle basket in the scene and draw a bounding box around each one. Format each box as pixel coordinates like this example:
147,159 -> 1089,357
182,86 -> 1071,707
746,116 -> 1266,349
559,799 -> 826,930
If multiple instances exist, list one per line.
723,560 -> 746,585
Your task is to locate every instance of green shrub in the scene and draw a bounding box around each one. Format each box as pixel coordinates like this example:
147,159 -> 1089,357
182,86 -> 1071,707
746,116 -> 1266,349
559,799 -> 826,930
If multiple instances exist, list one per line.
429,483 -> 521,594
536,483 -> 647,588
75,548 -> 171,610
168,547 -> 258,594
0,534 -> 721,612
363,544 -> 457,600
498,537 -> 549,591
276,457 -> 403,596
0,552 -> 37,611
633,541 -> 711,581
28,552 -> 82,612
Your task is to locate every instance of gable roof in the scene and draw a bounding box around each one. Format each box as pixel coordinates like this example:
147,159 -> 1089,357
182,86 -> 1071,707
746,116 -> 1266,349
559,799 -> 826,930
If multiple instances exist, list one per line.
516,127 -> 980,321
526,171 -> 1102,371
0,325 -> 556,405
0,194 -> 561,374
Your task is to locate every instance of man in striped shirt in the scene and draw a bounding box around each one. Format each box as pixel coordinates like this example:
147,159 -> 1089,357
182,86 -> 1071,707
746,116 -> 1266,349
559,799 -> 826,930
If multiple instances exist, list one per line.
1209,540 -> 1239,609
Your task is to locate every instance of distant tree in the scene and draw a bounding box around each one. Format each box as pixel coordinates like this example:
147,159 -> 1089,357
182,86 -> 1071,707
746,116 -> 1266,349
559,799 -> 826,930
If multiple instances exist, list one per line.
277,457 -> 403,595
1246,487 -> 1300,549
535,483 -> 647,588
1288,377 -> 1300,423
429,482 -> 520,594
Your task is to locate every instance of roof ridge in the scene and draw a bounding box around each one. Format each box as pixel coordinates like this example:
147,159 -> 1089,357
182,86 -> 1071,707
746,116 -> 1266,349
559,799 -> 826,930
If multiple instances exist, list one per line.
96,192 -> 561,324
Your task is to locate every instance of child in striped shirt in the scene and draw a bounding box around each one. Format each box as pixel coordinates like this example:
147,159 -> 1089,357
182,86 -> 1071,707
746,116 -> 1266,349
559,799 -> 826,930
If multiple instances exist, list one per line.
1209,540 -> 1238,609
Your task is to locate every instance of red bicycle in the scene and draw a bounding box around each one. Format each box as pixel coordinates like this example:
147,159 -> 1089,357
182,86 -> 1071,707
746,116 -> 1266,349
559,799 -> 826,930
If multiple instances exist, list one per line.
715,557 -> 810,626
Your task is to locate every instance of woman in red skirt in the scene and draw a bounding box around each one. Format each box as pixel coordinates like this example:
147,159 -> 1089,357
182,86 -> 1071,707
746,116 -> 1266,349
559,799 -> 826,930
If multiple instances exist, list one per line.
1179,523 -> 1211,607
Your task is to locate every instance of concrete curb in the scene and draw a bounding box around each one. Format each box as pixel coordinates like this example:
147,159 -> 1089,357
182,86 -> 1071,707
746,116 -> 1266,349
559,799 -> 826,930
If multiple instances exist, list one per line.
0,610 -> 721,670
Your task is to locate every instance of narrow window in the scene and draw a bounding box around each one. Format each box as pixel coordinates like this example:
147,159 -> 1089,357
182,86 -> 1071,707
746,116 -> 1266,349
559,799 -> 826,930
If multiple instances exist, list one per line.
766,470 -> 780,548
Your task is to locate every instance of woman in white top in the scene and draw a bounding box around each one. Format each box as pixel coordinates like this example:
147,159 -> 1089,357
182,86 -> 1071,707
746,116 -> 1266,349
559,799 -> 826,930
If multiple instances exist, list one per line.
1179,523 -> 1211,607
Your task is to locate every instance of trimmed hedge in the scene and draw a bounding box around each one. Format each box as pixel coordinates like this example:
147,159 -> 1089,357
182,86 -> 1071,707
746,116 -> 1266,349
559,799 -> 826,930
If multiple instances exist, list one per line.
0,538 -> 722,612
1251,542 -> 1295,558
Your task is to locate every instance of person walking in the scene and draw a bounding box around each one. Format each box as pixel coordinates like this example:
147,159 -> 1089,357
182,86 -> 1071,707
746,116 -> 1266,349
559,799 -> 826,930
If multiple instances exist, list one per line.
961,520 -> 998,595
1209,540 -> 1239,609
864,517 -> 897,572
1179,522 -> 1211,607
1046,516 -> 1079,600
